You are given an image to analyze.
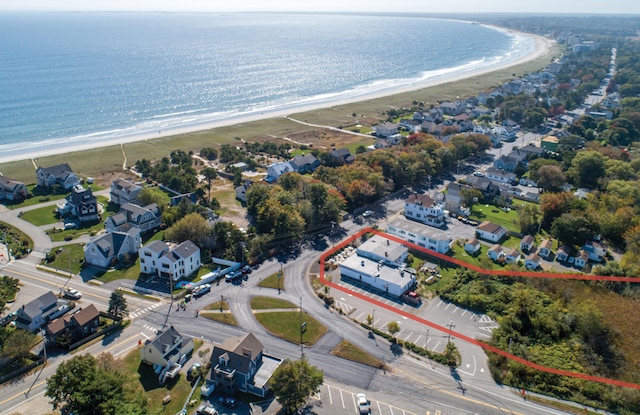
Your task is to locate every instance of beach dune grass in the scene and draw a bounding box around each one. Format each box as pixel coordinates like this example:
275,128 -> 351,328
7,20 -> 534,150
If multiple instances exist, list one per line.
254,310 -> 327,346
250,296 -> 298,310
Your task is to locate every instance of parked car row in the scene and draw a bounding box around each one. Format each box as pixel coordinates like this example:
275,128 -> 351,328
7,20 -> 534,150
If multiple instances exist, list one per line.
192,284 -> 211,298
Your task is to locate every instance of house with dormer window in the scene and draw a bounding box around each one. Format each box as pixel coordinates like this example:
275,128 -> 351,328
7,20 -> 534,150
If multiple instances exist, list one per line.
36,163 -> 80,190
204,333 -> 282,398
105,203 -> 161,234
140,325 -> 194,383
56,185 -> 99,224
110,178 -> 143,206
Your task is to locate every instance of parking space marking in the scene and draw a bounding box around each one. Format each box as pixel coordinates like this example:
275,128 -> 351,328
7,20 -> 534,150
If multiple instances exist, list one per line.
327,385 -> 333,405
460,309 -> 467,317
444,303 -> 452,310
340,388 -> 346,409
414,334 -> 422,344
452,306 -> 459,314
377,400 -> 382,415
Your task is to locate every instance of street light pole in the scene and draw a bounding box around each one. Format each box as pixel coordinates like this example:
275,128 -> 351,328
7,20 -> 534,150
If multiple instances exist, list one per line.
299,296 -> 304,358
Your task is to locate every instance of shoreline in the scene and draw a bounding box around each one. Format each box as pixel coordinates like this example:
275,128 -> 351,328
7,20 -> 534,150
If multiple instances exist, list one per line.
0,31 -> 554,166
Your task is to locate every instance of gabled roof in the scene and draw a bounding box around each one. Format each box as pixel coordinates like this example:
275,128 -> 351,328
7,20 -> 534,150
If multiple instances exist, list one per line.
539,239 -> 553,250
143,240 -> 169,254
170,240 -> 199,260
526,253 -> 541,263
0,176 -> 24,191
21,291 -> 58,320
220,332 -> 263,358
72,304 -> 99,326
478,221 -> 505,235
521,235 -> 535,245
406,193 -> 437,207
37,163 -> 75,178
149,325 -> 184,356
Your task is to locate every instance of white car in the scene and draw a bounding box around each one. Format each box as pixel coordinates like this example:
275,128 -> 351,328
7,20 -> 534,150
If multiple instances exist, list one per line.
63,288 -> 82,300
362,210 -> 373,218
356,393 -> 370,414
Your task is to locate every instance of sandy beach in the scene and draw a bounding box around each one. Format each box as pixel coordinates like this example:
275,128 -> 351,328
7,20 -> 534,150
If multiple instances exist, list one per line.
0,31 -> 554,166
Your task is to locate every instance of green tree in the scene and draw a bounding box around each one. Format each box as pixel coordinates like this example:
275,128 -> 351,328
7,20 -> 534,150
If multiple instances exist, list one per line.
163,212 -> 211,247
1,328 -> 36,360
567,151 -> 606,189
136,187 -> 167,212
0,275 -> 19,309
271,358 -> 324,415
201,167 -> 218,198
107,290 -> 128,320
517,203 -> 540,234
46,353 -> 148,415
536,165 -> 566,192
387,321 -> 400,340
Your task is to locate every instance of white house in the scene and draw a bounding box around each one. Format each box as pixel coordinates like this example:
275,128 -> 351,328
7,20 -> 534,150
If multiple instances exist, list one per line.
373,122 -> 399,138
140,325 -> 194,382
487,244 -> 504,261
525,253 -> 542,270
464,238 -> 481,255
387,217 -> 455,254
139,240 -> 201,281
539,239 -> 553,258
404,193 -> 446,228
556,245 -> 571,262
520,235 -> 535,252
84,227 -> 141,268
110,178 -> 143,205
505,248 -> 521,264
476,221 -> 507,242
36,163 -> 80,190
485,167 -> 516,184
574,250 -> 589,269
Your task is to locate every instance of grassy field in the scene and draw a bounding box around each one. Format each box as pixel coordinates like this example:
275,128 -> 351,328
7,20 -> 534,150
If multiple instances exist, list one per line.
469,204 -> 520,233
331,340 -> 384,368
0,42 -> 559,183
258,271 -> 285,290
250,296 -> 297,310
254,311 -> 327,346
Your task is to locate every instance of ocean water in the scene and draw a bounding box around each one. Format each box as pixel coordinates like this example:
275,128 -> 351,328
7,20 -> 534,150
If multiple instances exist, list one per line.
0,12 -> 533,154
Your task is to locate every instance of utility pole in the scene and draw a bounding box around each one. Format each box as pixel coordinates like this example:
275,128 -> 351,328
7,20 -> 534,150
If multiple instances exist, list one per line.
372,308 -> 375,330
299,296 -> 304,358
447,320 -> 455,343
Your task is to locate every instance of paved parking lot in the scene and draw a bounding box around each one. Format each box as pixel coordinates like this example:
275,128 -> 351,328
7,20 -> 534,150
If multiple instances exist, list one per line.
311,383 -> 417,415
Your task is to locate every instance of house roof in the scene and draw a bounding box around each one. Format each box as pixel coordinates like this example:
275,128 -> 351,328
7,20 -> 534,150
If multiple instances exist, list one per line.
465,238 -> 480,247
0,176 -> 24,191
539,239 -> 553,250
291,154 -> 318,167
38,163 -> 75,178
149,325 -> 184,356
72,304 -> 99,326
406,193 -> 437,207
477,221 -> 505,235
506,248 -> 520,257
488,244 -> 503,254
143,240 -> 169,254
220,332 -> 263,358
171,240 -> 199,260
521,235 -> 535,245
557,245 -> 572,256
21,291 -> 58,320
526,253 -> 541,263
46,315 -> 70,335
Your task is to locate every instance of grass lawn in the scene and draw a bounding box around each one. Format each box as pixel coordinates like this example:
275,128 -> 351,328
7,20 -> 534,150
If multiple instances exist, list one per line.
46,244 -> 85,274
47,221 -> 105,242
469,204 -> 520,233
250,296 -> 297,310
331,340 -> 384,368
254,311 -> 327,346
19,204 -> 59,226
258,272 -> 285,290
204,300 -> 229,311
93,259 -> 142,283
